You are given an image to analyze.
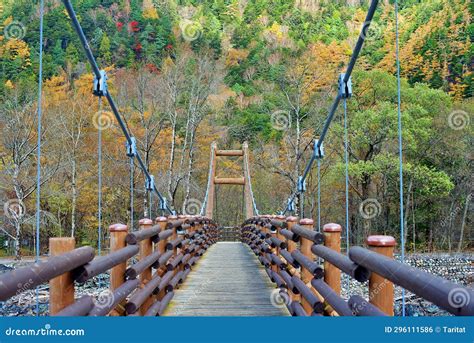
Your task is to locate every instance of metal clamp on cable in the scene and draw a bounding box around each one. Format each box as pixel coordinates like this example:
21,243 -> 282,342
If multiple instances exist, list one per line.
297,176 -> 306,193
126,137 -> 137,157
313,139 -> 324,159
287,198 -> 296,213
159,197 -> 167,211
338,73 -> 352,99
93,70 -> 108,96
145,175 -> 155,191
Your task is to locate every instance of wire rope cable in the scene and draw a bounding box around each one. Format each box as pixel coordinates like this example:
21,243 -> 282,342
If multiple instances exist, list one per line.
395,0 -> 406,316
34,0 -> 45,317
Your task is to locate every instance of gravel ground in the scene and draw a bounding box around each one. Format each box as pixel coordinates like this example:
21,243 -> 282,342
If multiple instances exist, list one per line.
0,253 -> 472,316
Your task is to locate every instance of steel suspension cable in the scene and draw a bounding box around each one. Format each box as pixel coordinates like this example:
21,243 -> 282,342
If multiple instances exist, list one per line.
130,158 -> 134,230
317,159 -> 321,232
244,148 -> 259,216
395,0 -> 406,316
62,0 -> 172,214
200,146 -> 215,216
281,0 -> 380,213
97,97 -> 103,288
34,0 -> 45,317
343,98 -> 350,255
343,97 -> 351,292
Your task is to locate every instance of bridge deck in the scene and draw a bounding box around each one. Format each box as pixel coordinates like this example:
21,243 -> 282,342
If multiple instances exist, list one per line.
164,242 -> 290,316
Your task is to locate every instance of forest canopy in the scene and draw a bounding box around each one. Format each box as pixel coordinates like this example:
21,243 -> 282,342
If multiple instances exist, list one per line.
0,0 -> 472,258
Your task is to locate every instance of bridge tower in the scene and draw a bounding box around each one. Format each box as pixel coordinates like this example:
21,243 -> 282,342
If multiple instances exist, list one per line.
204,142 -> 255,220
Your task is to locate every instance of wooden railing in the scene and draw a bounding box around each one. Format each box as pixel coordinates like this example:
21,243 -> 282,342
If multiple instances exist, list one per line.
218,227 -> 241,242
0,215 -> 218,316
241,215 -> 474,317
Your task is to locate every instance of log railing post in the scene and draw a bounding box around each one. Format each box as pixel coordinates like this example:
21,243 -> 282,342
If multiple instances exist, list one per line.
270,216 -> 279,275
323,223 -> 342,295
367,235 -> 396,316
286,216 -> 300,303
299,218 -> 314,314
276,215 -> 286,256
49,237 -> 75,315
155,216 -> 168,255
139,218 -> 154,315
155,216 -> 169,301
109,223 -> 128,316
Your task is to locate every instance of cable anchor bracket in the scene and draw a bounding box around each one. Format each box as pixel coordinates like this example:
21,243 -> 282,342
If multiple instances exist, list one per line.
159,197 -> 167,211
313,139 -> 325,159
145,175 -> 155,191
93,70 -> 108,97
126,137 -> 137,157
287,198 -> 296,213
338,73 -> 352,99
297,176 -> 306,193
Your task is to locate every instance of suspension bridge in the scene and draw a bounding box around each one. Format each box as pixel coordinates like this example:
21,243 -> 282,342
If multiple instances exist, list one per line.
0,0 -> 472,317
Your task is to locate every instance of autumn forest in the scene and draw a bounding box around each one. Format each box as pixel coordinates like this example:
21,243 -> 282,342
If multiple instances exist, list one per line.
0,0 -> 472,259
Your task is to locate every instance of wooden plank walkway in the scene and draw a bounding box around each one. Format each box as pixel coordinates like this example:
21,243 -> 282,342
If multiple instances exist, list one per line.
164,242 -> 290,316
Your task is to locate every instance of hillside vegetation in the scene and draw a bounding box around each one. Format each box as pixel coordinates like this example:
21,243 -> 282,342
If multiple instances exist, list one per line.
0,0 -> 472,258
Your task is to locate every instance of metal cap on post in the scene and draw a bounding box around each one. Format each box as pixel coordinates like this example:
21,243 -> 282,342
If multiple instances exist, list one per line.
367,235 -> 396,316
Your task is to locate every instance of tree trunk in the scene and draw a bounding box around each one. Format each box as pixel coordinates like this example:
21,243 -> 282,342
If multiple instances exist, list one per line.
457,193 -> 471,252
446,198 -> 455,253
167,119 -> 177,205
71,158 -> 77,237
183,128 -> 196,214
403,177 -> 413,249
14,220 -> 21,260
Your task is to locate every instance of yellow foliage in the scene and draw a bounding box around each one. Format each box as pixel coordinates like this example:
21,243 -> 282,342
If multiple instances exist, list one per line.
0,38 -> 31,68
377,0 -> 471,97
143,0 -> 159,20
225,48 -> 249,67
5,80 -> 13,89
297,41 -> 349,99
162,56 -> 175,71
262,22 -> 293,48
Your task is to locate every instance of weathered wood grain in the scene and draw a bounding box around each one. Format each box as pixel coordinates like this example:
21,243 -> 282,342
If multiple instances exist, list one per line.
164,242 -> 290,316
